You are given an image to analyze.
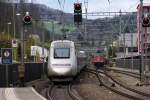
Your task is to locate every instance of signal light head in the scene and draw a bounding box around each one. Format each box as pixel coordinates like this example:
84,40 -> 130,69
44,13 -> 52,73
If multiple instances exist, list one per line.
23,15 -> 32,24
74,3 -> 82,24
142,16 -> 150,27
74,3 -> 81,11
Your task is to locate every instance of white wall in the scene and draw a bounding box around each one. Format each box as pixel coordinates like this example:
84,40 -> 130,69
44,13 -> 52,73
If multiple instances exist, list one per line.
119,33 -> 137,47
31,46 -> 48,58
0,0 -> 34,3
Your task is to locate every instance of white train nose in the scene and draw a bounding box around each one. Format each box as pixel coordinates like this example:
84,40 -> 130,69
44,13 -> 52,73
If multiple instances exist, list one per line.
53,67 -> 71,75
52,64 -> 72,75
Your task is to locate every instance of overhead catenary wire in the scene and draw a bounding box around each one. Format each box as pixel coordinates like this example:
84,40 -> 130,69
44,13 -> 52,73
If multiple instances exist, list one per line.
57,0 -> 66,39
57,0 -> 66,20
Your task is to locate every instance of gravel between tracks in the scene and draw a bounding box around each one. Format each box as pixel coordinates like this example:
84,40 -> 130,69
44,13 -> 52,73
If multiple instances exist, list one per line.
74,69 -> 132,100
109,71 -> 150,96
25,67 -> 150,100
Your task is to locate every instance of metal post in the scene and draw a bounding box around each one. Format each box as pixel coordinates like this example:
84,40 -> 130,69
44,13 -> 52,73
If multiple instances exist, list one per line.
61,12 -> 64,40
131,32 -> 134,70
6,64 -> 9,87
7,22 -> 12,40
140,0 -> 145,82
12,3 -> 16,39
42,22 -> 45,79
12,3 -> 17,62
7,24 -> 10,40
19,0 -> 25,86
119,10 -> 126,67
144,27 -> 149,85
52,21 -> 54,41
21,26 -> 24,69
145,27 -> 149,73
85,7 -> 87,41
84,0 -> 88,42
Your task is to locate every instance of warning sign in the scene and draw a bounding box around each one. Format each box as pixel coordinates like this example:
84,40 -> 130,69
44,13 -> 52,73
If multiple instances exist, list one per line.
12,39 -> 18,47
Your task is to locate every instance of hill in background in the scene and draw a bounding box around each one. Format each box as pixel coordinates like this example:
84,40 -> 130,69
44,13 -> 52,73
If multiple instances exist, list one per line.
0,2 -> 137,45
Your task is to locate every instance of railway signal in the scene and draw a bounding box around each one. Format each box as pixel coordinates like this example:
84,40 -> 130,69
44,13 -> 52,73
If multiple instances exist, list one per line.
74,3 -> 82,24
23,12 -> 32,25
142,14 -> 150,27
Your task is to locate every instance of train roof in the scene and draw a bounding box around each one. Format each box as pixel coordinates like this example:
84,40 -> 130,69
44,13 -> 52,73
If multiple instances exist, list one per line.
51,40 -> 75,47
51,40 -> 74,44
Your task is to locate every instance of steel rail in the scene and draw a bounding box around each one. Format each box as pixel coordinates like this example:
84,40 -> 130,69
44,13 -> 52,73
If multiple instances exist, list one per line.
106,67 -> 150,78
68,83 -> 81,100
47,83 -> 81,100
110,69 -> 140,79
86,68 -> 150,98
84,68 -> 145,100
47,84 -> 55,100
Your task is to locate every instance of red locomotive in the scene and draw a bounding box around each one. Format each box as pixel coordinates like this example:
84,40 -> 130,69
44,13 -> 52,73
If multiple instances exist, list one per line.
92,50 -> 107,68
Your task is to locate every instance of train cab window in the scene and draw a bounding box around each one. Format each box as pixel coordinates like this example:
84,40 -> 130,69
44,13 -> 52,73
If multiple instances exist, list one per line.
54,48 -> 70,58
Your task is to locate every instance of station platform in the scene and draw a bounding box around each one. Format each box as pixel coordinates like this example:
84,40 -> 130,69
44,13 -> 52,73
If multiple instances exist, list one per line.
0,87 -> 46,100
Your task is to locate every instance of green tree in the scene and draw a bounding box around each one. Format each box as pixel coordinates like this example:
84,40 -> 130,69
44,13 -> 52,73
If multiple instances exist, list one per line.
0,32 -> 12,48
25,37 -> 35,62
108,46 -> 116,59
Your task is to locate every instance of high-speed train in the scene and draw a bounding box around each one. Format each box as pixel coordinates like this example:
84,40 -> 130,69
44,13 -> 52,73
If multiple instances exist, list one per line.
47,40 -> 87,81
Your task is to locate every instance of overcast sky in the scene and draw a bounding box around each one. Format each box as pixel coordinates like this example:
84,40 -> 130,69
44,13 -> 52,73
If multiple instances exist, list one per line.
1,0 -> 150,13
34,0 -> 150,13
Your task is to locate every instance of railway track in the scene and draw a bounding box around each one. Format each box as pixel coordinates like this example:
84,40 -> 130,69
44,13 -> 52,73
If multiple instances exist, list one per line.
46,82 -> 81,100
106,67 -> 140,78
106,67 -> 150,79
85,67 -> 150,100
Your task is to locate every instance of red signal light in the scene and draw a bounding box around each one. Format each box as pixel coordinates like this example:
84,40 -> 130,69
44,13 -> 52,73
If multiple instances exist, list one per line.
143,17 -> 149,24
74,3 -> 82,24
142,15 -> 150,27
74,3 -> 81,11
23,15 -> 32,24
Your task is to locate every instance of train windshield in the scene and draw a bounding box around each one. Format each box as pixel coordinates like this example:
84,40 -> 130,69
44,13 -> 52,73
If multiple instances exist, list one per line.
54,48 -> 70,58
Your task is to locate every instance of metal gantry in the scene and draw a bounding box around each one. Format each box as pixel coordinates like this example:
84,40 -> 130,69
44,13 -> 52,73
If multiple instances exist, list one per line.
82,11 -> 136,17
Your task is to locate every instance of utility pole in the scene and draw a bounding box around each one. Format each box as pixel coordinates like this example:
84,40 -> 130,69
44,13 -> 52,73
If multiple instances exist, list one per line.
140,0 -> 145,83
19,0 -> 25,86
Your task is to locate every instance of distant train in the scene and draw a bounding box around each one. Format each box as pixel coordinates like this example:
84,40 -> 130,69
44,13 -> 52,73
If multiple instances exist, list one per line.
92,50 -> 107,68
47,40 -> 87,81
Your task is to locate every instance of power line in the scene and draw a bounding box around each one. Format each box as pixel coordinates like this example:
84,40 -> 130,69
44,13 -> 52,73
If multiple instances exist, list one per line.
57,0 -> 66,10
